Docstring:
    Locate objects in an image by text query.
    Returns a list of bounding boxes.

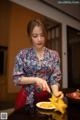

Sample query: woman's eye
[33,35,37,38]
[32,34,45,38]
[32,34,37,38]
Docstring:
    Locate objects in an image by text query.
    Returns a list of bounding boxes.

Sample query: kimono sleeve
[49,51,61,86]
[13,50,25,86]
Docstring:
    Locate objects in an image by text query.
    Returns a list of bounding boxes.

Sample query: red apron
[15,87,49,110]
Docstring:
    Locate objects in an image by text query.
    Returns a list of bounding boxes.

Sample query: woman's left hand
[51,84,64,99]
[54,91,64,99]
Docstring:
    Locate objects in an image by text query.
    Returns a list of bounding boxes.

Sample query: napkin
[49,95,67,114]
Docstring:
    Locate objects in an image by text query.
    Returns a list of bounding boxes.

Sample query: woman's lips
[37,43,42,46]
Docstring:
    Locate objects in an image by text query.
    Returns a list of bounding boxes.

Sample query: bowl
[66,91,80,101]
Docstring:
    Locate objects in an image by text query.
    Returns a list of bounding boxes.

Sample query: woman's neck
[34,47,45,53]
[34,47,45,60]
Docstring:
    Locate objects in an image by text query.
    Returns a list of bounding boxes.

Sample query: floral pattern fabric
[13,47,61,106]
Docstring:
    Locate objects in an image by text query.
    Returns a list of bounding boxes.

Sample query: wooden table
[8,97,80,120]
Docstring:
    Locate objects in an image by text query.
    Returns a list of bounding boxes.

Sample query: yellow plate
[36,102,56,110]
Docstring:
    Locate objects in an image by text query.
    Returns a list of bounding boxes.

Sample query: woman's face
[31,26,46,50]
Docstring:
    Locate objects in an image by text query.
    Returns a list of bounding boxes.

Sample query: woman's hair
[27,18,48,38]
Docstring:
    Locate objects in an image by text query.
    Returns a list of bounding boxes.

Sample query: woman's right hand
[35,77,51,93]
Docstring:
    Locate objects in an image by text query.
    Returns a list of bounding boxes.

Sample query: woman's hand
[20,76,51,93]
[51,84,64,99]
[35,77,51,93]
[53,91,64,98]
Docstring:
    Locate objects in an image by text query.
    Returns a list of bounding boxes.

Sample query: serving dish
[66,91,80,101]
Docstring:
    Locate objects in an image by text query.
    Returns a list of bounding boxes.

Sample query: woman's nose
[38,36,41,41]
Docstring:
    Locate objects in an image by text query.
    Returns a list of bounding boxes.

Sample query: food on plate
[39,102,54,108]
[36,102,55,110]
[49,95,67,114]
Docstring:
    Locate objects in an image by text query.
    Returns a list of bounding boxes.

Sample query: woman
[13,18,64,109]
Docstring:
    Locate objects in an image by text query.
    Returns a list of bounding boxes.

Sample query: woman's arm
[18,76,36,84]
[49,51,64,98]
[19,76,51,93]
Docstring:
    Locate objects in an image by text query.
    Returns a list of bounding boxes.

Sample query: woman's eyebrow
[32,32,43,35]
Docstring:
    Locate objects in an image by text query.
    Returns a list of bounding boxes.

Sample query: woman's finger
[42,82,50,93]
